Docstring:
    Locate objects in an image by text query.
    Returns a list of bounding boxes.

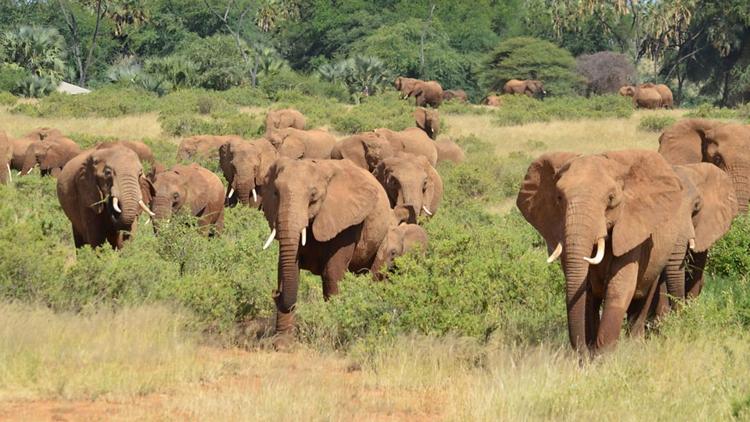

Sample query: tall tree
[58,0,107,86]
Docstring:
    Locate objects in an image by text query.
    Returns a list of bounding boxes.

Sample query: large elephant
[220,138,278,207]
[374,153,443,223]
[371,223,429,281]
[408,80,443,108]
[266,128,336,159]
[414,107,439,140]
[21,136,81,177]
[517,150,691,353]
[265,108,306,136]
[503,79,546,98]
[618,85,662,109]
[658,119,750,212]
[443,89,468,103]
[0,131,12,184]
[435,139,465,163]
[640,83,674,109]
[177,135,243,162]
[96,140,155,165]
[394,77,421,99]
[261,157,393,344]
[150,163,225,235]
[373,128,438,166]
[57,146,155,249]
[330,132,395,172]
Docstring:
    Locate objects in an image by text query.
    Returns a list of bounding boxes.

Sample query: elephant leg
[626,278,659,338]
[596,252,639,352]
[650,280,670,320]
[584,284,602,348]
[72,227,85,248]
[320,227,359,300]
[686,251,708,299]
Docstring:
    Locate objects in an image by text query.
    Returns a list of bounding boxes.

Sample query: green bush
[0,91,17,106]
[176,35,247,91]
[159,112,264,138]
[0,65,29,92]
[493,95,633,126]
[11,86,159,117]
[684,104,743,120]
[638,115,678,132]
[331,93,413,133]
[708,213,750,279]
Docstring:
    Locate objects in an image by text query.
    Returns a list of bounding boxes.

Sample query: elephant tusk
[689,238,696,251]
[7,164,11,183]
[112,197,122,213]
[583,237,606,265]
[26,167,34,175]
[144,218,151,225]
[422,205,433,216]
[17,170,22,176]
[227,188,235,199]
[263,228,276,250]
[547,242,563,264]
[252,188,258,203]
[301,227,307,246]
[139,200,156,217]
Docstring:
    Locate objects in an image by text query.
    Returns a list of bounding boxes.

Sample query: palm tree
[2,26,67,83]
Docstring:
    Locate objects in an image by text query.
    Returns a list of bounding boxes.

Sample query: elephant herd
[394,75,546,108]
[619,83,674,109]
[518,118,750,354]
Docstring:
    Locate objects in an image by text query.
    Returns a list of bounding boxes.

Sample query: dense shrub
[11,86,159,117]
[331,93,413,133]
[576,51,636,95]
[159,112,264,138]
[261,69,349,102]
[685,103,750,121]
[708,214,750,279]
[493,95,633,126]
[0,91,16,106]
[0,65,29,92]
[176,35,247,91]
[638,115,677,132]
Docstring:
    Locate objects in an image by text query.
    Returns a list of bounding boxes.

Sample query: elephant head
[21,137,80,177]
[374,153,443,223]
[371,223,429,280]
[220,138,277,207]
[331,132,395,171]
[265,108,306,134]
[526,80,546,97]
[150,164,207,223]
[516,150,682,351]
[81,146,154,230]
[414,107,440,140]
[659,119,750,212]
[25,127,63,142]
[619,85,636,97]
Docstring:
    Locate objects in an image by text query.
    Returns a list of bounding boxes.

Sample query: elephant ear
[605,150,684,257]
[312,161,380,242]
[219,142,235,183]
[516,152,579,252]
[683,163,738,251]
[139,174,155,207]
[81,153,105,214]
[278,137,305,159]
[401,224,428,253]
[260,161,281,230]
[256,140,278,186]
[418,156,443,212]
[658,119,717,165]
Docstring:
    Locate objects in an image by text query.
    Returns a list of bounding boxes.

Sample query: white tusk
[7,164,11,183]
[263,228,276,250]
[583,237,606,265]
[301,227,307,246]
[112,197,122,213]
[547,243,563,264]
[227,188,235,199]
[26,167,33,175]
[252,188,258,203]
[422,205,433,216]
[17,170,22,176]
[689,238,696,251]
[139,200,156,217]
[144,218,151,225]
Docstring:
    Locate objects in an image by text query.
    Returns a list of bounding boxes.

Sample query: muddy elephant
[220,138,278,208]
[371,223,429,280]
[658,119,750,212]
[0,131,12,184]
[517,150,693,353]
[394,77,421,99]
[414,107,439,140]
[21,136,81,177]
[374,153,443,223]
[443,89,468,103]
[177,135,244,162]
[266,128,336,159]
[265,108,306,136]
[150,163,225,235]
[96,140,155,165]
[373,128,438,166]
[330,132,395,172]
[640,83,673,108]
[619,85,662,109]
[408,80,443,108]
[484,95,502,107]
[435,139,465,164]
[57,146,155,249]
[261,157,393,344]
[503,79,546,98]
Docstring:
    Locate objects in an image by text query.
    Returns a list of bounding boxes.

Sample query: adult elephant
[219,138,278,207]
[618,85,662,109]
[435,139,465,163]
[57,146,155,249]
[0,131,12,184]
[658,119,750,212]
[261,158,394,345]
[371,223,429,281]
[640,83,674,109]
[150,163,225,235]
[374,153,443,223]
[177,135,243,162]
[394,76,421,99]
[96,140,155,165]
[374,128,438,166]
[408,80,443,108]
[443,89,468,103]
[414,107,439,140]
[503,79,546,98]
[517,150,690,353]
[266,128,336,159]
[330,132,395,172]
[20,136,81,176]
[10,128,65,171]
[265,108,306,135]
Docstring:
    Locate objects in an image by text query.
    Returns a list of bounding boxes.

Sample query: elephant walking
[413,107,439,140]
[408,80,443,108]
[219,138,278,208]
[619,85,662,109]
[503,79,546,98]
[394,77,421,99]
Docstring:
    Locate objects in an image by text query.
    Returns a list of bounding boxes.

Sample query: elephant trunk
[152,196,173,222]
[115,175,142,227]
[235,179,254,206]
[664,242,687,307]
[726,164,750,212]
[274,202,307,319]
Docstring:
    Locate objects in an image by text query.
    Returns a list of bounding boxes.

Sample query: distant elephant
[618,85,662,109]
[443,89,468,103]
[265,108,306,136]
[414,107,439,140]
[20,136,81,177]
[371,223,429,281]
[408,80,443,108]
[177,135,244,162]
[373,128,438,166]
[96,140,155,165]
[394,77,421,99]
[483,95,502,107]
[24,127,64,142]
[10,127,65,171]
[435,139,465,163]
[266,128,336,159]
[374,153,443,223]
[517,150,691,353]
[0,131,12,184]
[57,146,155,249]
[503,79,546,98]
[219,138,278,207]
[330,132,395,172]
[261,157,393,344]
[640,83,674,109]
[150,163,225,235]
[658,119,750,212]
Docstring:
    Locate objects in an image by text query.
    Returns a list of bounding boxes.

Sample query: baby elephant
[149,163,225,235]
[371,223,429,280]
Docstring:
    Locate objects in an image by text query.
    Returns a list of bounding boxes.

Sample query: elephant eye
[607,192,621,208]
[173,192,180,200]
[713,154,723,166]
[390,249,397,257]
[103,167,112,177]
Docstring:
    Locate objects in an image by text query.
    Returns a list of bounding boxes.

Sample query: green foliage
[14,74,57,98]
[1,25,68,83]
[330,93,413,133]
[0,64,29,92]
[493,95,633,126]
[318,55,391,103]
[638,115,677,132]
[11,86,158,117]
[176,35,247,91]
[482,36,582,96]
[0,90,16,106]
[685,104,749,121]
[708,214,750,280]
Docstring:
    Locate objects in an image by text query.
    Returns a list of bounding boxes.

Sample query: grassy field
[1,97,749,421]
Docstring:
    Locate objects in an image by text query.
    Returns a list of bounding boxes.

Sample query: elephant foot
[272,309,296,352]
